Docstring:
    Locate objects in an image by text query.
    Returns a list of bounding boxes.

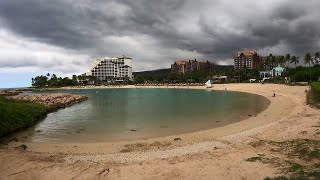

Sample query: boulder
[14,144,27,150]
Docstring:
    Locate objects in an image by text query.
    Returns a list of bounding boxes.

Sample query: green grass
[308,82,320,108]
[311,82,320,94]
[0,96,47,137]
[264,171,320,180]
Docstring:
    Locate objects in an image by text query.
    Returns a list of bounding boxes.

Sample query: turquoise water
[18,88,270,143]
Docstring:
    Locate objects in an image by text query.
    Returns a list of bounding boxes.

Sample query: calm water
[18,88,270,143]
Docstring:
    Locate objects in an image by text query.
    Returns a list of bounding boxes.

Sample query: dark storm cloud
[0,0,320,73]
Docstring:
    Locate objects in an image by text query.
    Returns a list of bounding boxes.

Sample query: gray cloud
[0,0,320,74]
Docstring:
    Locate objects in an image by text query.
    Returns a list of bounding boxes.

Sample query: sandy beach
[1,83,318,180]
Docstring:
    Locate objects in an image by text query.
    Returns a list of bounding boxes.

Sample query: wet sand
[1,83,317,180]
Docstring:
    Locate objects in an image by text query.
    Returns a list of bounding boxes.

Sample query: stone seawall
[8,93,88,111]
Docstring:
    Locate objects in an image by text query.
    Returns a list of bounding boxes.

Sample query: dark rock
[14,144,27,150]
[10,138,18,142]
[174,138,182,141]
[36,130,42,133]
[248,114,252,117]
[130,129,137,132]
[216,121,221,123]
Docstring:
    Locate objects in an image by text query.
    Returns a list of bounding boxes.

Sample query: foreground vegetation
[307,82,320,108]
[247,138,320,180]
[0,96,47,137]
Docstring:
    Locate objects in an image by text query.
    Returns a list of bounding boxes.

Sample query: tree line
[135,52,320,84]
[31,52,320,87]
[31,73,79,88]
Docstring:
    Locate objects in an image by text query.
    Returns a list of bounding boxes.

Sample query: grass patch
[250,139,320,160]
[286,161,304,174]
[245,156,263,162]
[0,96,47,137]
[264,171,320,180]
[248,139,320,179]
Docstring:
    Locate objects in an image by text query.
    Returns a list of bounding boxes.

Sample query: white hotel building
[87,55,133,81]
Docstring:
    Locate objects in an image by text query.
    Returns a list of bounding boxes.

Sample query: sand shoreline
[1,83,316,180]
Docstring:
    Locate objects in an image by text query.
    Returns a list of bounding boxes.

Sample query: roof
[175,61,187,65]
[236,51,257,57]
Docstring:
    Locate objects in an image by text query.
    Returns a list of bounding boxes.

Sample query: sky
[1,0,320,88]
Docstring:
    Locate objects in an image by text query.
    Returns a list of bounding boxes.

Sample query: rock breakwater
[8,93,88,111]
[0,89,23,96]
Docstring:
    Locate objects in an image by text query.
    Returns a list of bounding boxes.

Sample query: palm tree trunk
[309,62,311,82]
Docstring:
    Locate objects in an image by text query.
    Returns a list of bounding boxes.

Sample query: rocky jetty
[8,93,88,111]
[0,89,23,96]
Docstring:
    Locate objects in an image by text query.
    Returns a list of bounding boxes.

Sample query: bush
[0,96,47,137]
[308,82,320,108]
[311,82,320,94]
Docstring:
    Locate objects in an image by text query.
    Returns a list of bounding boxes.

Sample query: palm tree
[290,56,299,68]
[278,55,285,67]
[271,54,276,68]
[304,53,313,82]
[285,54,291,68]
[265,56,272,70]
[315,52,320,65]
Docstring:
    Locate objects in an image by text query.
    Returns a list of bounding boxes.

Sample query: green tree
[32,75,48,87]
[285,53,291,68]
[278,55,285,67]
[265,54,273,70]
[290,56,299,68]
[49,74,58,87]
[134,75,144,84]
[304,53,313,82]
[271,54,276,68]
[315,52,320,65]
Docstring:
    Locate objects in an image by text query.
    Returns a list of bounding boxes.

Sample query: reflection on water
[17,89,270,143]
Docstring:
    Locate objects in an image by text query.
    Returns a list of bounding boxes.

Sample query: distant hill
[133,68,171,77]
[133,65,233,77]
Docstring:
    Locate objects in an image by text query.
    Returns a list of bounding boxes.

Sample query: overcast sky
[1,0,320,87]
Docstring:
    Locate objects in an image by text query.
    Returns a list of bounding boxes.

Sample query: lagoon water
[19,88,270,143]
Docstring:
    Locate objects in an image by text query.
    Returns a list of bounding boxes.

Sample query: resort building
[87,55,133,81]
[234,51,262,70]
[171,60,214,74]
[259,66,285,79]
